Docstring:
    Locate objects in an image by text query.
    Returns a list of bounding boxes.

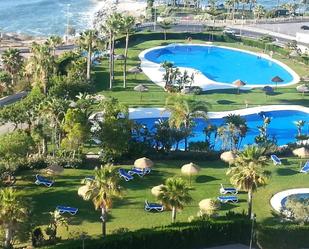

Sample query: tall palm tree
[121,15,135,88]
[46,35,62,57]
[157,177,192,222]
[165,95,209,151]
[1,48,23,87]
[78,30,98,81]
[81,164,122,236]
[0,188,29,249]
[227,145,270,218]
[294,120,306,137]
[28,42,54,94]
[104,13,123,89]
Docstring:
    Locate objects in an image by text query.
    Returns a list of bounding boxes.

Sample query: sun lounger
[144,200,164,212]
[35,174,54,187]
[217,196,238,203]
[128,167,151,177]
[84,176,95,182]
[271,155,281,165]
[300,161,309,173]
[219,184,238,194]
[56,206,78,215]
[119,168,134,181]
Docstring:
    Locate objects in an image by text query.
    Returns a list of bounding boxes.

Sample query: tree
[227,145,270,218]
[294,120,306,137]
[0,188,29,249]
[46,36,62,57]
[1,48,23,87]
[28,42,55,94]
[253,5,266,19]
[157,177,192,222]
[78,30,98,81]
[159,18,172,40]
[0,71,12,95]
[120,15,135,88]
[45,210,68,242]
[81,165,122,236]
[165,95,209,151]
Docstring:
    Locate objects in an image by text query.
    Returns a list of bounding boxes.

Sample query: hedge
[42,219,251,249]
[257,224,309,249]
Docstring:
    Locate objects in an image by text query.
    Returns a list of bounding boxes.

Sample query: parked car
[301,25,309,30]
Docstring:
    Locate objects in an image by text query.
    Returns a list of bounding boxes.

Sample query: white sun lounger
[219,184,238,194]
[144,200,164,212]
[119,168,134,181]
[217,196,238,203]
[35,174,54,187]
[271,155,281,165]
[300,161,309,173]
[56,206,78,215]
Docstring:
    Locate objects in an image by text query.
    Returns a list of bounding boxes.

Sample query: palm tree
[165,95,209,151]
[227,145,270,218]
[121,15,135,88]
[78,30,98,81]
[294,120,306,137]
[81,164,122,236]
[28,42,54,94]
[1,48,23,87]
[159,19,172,40]
[157,177,192,222]
[104,13,123,89]
[253,5,266,19]
[0,188,29,248]
[46,35,62,57]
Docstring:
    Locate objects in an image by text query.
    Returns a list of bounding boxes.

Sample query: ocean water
[0,0,303,36]
[144,45,294,85]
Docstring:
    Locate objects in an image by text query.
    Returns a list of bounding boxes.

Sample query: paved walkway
[204,244,253,249]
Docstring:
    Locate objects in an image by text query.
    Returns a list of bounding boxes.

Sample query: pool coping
[270,188,309,213]
[129,105,309,119]
[139,43,300,91]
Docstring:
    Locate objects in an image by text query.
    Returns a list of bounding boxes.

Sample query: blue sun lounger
[300,161,309,173]
[35,174,54,187]
[128,167,151,177]
[56,206,78,215]
[119,168,134,181]
[219,184,238,195]
[144,200,164,212]
[217,196,238,203]
[271,155,281,165]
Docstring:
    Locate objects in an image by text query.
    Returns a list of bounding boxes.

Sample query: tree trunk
[86,45,92,81]
[123,33,129,88]
[164,30,167,40]
[171,206,176,222]
[109,33,113,89]
[4,227,13,249]
[42,137,47,156]
[248,188,253,218]
[111,36,115,81]
[101,207,107,236]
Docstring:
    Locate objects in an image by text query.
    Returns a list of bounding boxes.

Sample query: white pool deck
[270,188,309,213]
[128,105,309,119]
[139,43,300,91]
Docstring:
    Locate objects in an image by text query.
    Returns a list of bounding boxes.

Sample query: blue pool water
[144,45,294,85]
[282,193,309,207]
[134,110,309,150]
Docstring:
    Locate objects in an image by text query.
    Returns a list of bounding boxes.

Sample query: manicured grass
[17,157,308,238]
[93,37,309,111]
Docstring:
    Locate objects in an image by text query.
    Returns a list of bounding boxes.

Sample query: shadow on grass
[276,168,298,176]
[278,98,309,106]
[220,202,240,211]
[196,175,219,183]
[217,100,236,105]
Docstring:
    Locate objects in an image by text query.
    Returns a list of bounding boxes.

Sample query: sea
[0,0,304,37]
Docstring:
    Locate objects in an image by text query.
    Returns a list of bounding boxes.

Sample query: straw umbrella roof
[151,184,164,197]
[293,147,309,158]
[134,157,154,169]
[296,84,309,93]
[181,162,200,176]
[78,185,90,200]
[128,66,142,74]
[199,198,220,211]
[233,79,246,88]
[271,76,284,83]
[134,84,149,92]
[220,151,237,164]
[43,165,64,176]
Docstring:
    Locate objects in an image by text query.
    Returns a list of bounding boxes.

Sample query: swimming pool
[130,106,309,150]
[139,44,299,91]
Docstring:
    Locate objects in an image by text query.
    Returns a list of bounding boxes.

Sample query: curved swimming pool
[140,44,299,90]
[130,106,309,150]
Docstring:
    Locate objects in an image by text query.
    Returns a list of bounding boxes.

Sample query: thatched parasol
[271,76,283,88]
[233,79,246,94]
[293,147,309,158]
[128,66,142,74]
[151,184,164,197]
[134,84,149,92]
[220,151,236,164]
[44,165,64,176]
[134,157,154,169]
[296,84,309,96]
[181,162,200,185]
[78,185,90,200]
[199,198,220,213]
[115,54,125,60]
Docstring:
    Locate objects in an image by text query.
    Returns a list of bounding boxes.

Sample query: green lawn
[17,157,308,238]
[93,38,309,111]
